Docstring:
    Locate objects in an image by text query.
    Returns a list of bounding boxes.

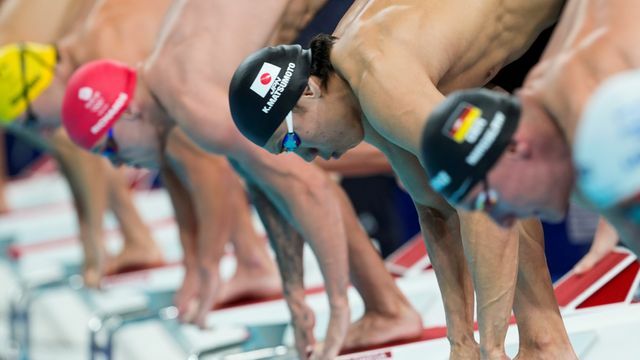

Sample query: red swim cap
[62,60,136,149]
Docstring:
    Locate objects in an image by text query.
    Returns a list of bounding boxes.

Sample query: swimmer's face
[459,138,570,226]
[458,88,575,226]
[458,175,535,228]
[264,76,363,161]
[91,102,162,169]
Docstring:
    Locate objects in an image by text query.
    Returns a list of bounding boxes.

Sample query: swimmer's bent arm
[247,184,317,357]
[160,164,197,262]
[277,169,350,359]
[244,154,351,359]
[457,211,519,358]
[160,163,200,318]
[355,51,517,354]
[351,52,482,352]
[181,154,237,328]
[50,130,109,286]
[414,203,479,355]
[158,72,349,356]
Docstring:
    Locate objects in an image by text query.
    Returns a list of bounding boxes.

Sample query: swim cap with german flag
[229,44,311,146]
[420,89,521,203]
[62,60,136,150]
[0,42,57,124]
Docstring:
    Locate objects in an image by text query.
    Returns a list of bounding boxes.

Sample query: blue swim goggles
[281,111,301,152]
[100,128,119,160]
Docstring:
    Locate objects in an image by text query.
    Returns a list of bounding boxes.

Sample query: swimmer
[421,0,640,257]
[229,0,575,358]
[0,0,168,286]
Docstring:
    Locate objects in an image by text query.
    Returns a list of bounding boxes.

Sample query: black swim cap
[228,44,311,146]
[420,89,521,203]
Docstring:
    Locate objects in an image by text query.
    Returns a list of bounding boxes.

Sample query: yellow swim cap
[0,42,57,124]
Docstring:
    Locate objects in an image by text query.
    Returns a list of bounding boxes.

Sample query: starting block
[338,247,640,360]
[555,247,640,312]
[385,234,430,277]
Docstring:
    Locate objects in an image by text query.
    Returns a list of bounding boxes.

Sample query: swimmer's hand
[193,264,221,328]
[290,300,317,359]
[309,300,350,359]
[175,263,221,329]
[308,342,327,360]
[175,265,199,322]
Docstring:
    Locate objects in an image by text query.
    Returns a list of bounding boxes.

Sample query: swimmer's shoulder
[332,0,371,37]
[330,10,391,92]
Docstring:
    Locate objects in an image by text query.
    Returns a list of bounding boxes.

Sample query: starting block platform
[3,172,640,359]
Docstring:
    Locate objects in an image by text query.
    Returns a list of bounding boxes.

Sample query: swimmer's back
[332,0,563,92]
[0,0,95,44]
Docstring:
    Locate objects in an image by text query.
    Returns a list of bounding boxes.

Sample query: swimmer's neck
[324,70,364,126]
[53,42,75,82]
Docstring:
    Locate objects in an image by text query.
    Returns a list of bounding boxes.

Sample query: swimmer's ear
[304,76,323,99]
[505,138,531,159]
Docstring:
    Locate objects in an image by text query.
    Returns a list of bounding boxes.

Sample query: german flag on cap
[446,104,482,144]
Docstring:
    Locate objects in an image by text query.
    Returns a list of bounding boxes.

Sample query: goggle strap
[19,43,38,126]
[285,111,294,133]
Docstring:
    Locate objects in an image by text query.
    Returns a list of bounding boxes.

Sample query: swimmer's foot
[105,240,164,275]
[342,303,423,352]
[216,261,282,305]
[514,339,577,360]
[450,342,481,360]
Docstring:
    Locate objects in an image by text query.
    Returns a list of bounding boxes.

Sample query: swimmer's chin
[129,158,161,170]
[318,151,344,160]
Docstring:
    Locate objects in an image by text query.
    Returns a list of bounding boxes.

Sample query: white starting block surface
[109,229,444,359]
[3,173,72,212]
[0,188,181,319]
[385,233,430,276]
[98,232,440,359]
[0,172,264,250]
[3,166,157,214]
[0,186,175,251]
[339,303,640,360]
[113,248,640,360]
[0,170,324,358]
[6,172,640,360]
[25,239,323,349]
[109,271,442,360]
[114,321,250,360]
[0,176,178,305]
[340,247,640,359]
[555,247,640,312]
